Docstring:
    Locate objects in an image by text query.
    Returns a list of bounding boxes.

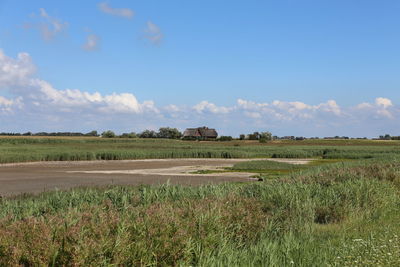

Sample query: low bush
[218,136,233,141]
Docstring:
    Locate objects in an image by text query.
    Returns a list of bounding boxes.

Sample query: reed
[0,158,399,266]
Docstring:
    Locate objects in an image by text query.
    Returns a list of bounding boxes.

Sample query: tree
[239,134,245,140]
[120,132,137,138]
[139,130,157,138]
[260,131,272,141]
[218,136,233,141]
[157,127,182,139]
[85,130,99,137]
[101,130,116,138]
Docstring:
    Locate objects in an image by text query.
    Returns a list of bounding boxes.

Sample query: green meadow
[0,136,400,163]
[0,137,399,266]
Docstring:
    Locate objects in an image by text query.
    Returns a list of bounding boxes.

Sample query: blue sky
[0,0,399,137]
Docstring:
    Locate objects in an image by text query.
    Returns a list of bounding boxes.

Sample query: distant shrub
[119,132,137,138]
[157,127,182,139]
[260,131,272,141]
[139,130,157,138]
[85,130,99,137]
[101,130,116,138]
[218,136,233,141]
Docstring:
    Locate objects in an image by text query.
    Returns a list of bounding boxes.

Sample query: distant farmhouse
[183,127,218,140]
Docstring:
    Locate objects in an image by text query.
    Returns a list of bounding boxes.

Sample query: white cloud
[164,104,180,113]
[193,101,232,114]
[144,21,163,45]
[0,50,36,88]
[272,100,313,114]
[29,79,158,114]
[98,2,134,19]
[356,102,374,109]
[0,50,157,115]
[235,99,343,120]
[83,33,101,51]
[237,99,269,110]
[354,97,395,118]
[0,96,15,112]
[244,111,262,119]
[236,99,342,121]
[0,96,23,113]
[377,109,393,119]
[0,49,398,136]
[375,97,393,108]
[37,8,68,41]
[316,100,342,116]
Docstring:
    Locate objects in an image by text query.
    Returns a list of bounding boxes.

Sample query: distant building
[281,136,295,140]
[183,127,218,140]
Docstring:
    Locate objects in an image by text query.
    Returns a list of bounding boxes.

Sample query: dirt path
[0,158,312,196]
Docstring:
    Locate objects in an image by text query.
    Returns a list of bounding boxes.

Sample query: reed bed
[0,158,399,266]
[1,137,400,163]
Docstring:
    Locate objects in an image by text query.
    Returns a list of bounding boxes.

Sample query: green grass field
[0,136,400,163]
[0,137,399,266]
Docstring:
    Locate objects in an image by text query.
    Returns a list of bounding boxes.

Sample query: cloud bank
[0,49,398,136]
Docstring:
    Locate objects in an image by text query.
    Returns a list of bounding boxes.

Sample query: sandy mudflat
[0,158,312,196]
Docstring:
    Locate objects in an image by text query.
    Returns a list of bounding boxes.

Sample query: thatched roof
[183,127,218,138]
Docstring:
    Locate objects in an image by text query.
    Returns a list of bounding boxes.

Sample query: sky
[0,0,399,137]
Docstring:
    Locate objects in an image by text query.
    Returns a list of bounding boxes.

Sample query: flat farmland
[1,136,400,163]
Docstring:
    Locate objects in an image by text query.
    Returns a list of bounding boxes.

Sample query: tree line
[1,129,397,141]
[101,127,182,139]
[0,128,183,139]
[0,131,99,137]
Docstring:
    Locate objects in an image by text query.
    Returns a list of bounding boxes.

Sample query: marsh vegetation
[0,154,399,265]
[0,137,399,163]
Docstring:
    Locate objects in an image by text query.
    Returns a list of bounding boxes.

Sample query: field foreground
[0,157,399,266]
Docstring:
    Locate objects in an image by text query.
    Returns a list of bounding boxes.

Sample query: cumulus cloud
[0,49,398,136]
[356,97,395,119]
[375,97,393,108]
[98,2,134,19]
[164,104,180,113]
[236,99,343,121]
[237,99,269,110]
[193,101,232,114]
[83,33,101,51]
[244,111,262,119]
[0,50,157,115]
[144,21,163,45]
[316,100,342,116]
[37,8,68,41]
[29,79,158,114]
[0,49,36,88]
[0,96,23,113]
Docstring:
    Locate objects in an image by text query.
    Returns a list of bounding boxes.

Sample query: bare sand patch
[0,158,313,196]
[65,158,312,177]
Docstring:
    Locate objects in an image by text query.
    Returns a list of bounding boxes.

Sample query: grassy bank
[0,158,399,266]
[1,137,400,163]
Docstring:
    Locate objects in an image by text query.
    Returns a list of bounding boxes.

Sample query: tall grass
[1,137,400,163]
[232,160,298,171]
[0,158,399,265]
